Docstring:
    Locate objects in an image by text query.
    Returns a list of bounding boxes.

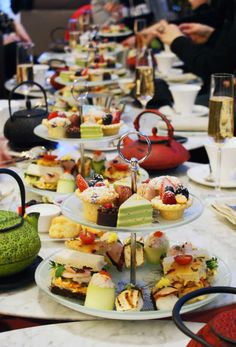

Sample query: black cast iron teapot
[4,81,49,150]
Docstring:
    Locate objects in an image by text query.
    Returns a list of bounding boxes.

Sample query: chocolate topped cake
[97,205,118,227]
[66,126,81,138]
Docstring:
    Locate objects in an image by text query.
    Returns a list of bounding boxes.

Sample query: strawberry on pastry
[76,174,89,192]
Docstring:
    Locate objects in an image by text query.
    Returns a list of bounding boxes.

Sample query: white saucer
[159,105,209,118]
[187,164,236,188]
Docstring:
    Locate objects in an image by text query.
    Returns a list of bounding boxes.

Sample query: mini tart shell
[151,197,192,220]
[102,122,121,136]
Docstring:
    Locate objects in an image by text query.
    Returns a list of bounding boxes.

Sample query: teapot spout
[25,212,40,232]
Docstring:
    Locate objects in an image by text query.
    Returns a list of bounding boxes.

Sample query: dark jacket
[171,21,236,92]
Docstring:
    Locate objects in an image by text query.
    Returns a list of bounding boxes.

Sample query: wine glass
[208,73,234,193]
[135,48,155,108]
[16,42,34,98]
[68,18,81,51]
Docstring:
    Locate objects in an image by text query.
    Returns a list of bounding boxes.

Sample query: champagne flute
[208,73,234,193]
[135,48,155,108]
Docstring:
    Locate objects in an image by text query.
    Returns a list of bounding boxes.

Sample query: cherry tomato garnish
[174,255,193,265]
[79,231,96,245]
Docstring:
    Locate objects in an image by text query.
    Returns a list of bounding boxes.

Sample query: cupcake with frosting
[78,186,118,223]
[43,117,71,139]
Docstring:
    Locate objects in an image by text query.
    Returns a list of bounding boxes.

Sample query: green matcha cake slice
[81,123,103,139]
[117,193,152,227]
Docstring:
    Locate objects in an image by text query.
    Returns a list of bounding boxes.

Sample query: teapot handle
[133,109,174,145]
[0,168,25,232]
[172,286,236,347]
[48,58,67,70]
[8,81,48,119]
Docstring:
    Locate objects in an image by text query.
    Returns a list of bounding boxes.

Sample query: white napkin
[158,106,208,132]
[212,199,236,225]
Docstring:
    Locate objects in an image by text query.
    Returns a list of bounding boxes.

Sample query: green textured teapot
[0,168,41,277]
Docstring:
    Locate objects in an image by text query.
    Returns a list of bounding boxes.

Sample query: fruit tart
[151,177,192,220]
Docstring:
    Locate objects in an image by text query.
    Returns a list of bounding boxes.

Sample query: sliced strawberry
[112,111,121,124]
[82,68,88,76]
[48,111,58,120]
[76,174,89,192]
[160,177,175,199]
[162,191,176,205]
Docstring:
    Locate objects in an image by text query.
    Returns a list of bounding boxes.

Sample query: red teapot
[121,109,190,171]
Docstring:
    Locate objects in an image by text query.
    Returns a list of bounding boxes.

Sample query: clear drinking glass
[135,48,154,108]
[16,42,34,84]
[134,18,146,35]
[68,18,80,50]
[208,73,234,193]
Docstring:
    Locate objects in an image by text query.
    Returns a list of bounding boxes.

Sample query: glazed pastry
[144,231,169,265]
[137,182,157,201]
[114,185,132,206]
[115,284,143,311]
[84,271,115,310]
[104,156,129,182]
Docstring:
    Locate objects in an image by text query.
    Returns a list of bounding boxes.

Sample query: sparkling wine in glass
[135,48,154,108]
[208,73,234,193]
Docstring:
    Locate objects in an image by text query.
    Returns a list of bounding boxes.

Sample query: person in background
[173,0,235,29]
[0,0,32,42]
[91,0,171,27]
[144,18,236,92]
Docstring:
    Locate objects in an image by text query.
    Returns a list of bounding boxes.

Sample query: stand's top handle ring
[117,131,151,164]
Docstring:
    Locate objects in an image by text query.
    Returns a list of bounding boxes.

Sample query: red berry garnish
[99,270,111,278]
[76,174,89,192]
[162,191,176,205]
[82,68,88,76]
[48,111,58,120]
[94,182,105,187]
[160,177,175,199]
[142,179,150,184]
[154,231,163,238]
[103,202,113,209]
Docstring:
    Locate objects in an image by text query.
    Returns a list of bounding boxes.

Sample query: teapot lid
[138,127,170,144]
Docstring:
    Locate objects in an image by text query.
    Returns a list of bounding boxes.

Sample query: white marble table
[1,162,236,321]
[0,320,204,347]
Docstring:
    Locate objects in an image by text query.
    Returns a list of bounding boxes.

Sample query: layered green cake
[117,194,153,227]
[80,123,103,138]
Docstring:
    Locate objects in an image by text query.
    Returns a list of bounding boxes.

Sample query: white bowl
[26,203,61,233]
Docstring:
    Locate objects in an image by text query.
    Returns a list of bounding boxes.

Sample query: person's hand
[148,20,183,46]
[179,23,215,44]
[14,21,32,43]
[3,32,20,45]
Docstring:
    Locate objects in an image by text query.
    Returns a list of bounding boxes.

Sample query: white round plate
[166,73,200,84]
[61,193,203,233]
[99,30,132,38]
[34,124,129,144]
[24,183,73,198]
[35,250,231,320]
[159,105,209,118]
[55,74,118,87]
[187,164,236,188]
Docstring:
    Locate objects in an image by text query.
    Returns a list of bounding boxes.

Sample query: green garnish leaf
[49,261,65,278]
[206,257,218,270]
[55,265,65,278]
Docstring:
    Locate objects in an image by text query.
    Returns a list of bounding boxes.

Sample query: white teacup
[169,84,201,116]
[155,52,175,76]
[26,203,61,233]
[33,64,49,86]
[205,138,236,182]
